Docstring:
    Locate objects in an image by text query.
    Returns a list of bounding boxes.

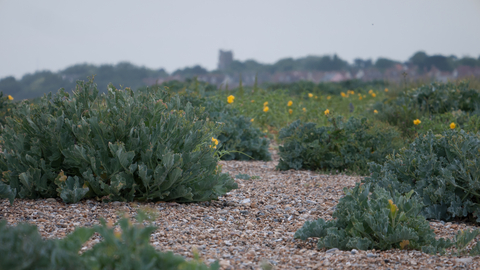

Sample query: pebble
[367,253,376,258]
[112,201,122,206]
[219,260,230,267]
[240,198,251,204]
[455,257,473,264]
[351,249,358,255]
[326,248,339,253]
[219,210,228,214]
[46,198,56,203]
[240,210,249,214]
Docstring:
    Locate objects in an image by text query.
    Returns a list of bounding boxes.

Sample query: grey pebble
[240,198,251,204]
[367,253,376,258]
[351,249,358,255]
[46,198,56,203]
[326,248,339,253]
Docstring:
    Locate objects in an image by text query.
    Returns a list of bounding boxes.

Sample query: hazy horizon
[1,0,479,79]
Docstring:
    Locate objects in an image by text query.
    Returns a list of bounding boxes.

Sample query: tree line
[1,52,479,100]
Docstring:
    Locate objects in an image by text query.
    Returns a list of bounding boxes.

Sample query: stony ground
[2,146,480,269]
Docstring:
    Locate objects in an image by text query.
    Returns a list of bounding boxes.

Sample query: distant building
[218,50,233,71]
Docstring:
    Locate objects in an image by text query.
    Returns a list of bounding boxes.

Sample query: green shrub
[0,78,236,204]
[277,117,403,175]
[0,92,15,126]
[411,82,480,114]
[373,81,480,138]
[174,90,271,161]
[415,111,480,135]
[294,183,453,253]
[364,130,480,222]
[0,213,219,270]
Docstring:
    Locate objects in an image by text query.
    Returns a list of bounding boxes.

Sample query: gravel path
[2,146,480,269]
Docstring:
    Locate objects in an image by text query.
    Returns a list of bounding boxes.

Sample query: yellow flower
[324,109,330,115]
[327,96,331,100]
[227,95,235,104]
[263,101,268,107]
[385,88,389,92]
[363,95,366,98]
[371,93,376,97]
[341,92,347,97]
[288,109,293,114]
[308,93,313,98]
[359,96,363,100]
[348,90,354,95]
[302,107,306,112]
[251,100,255,103]
[250,118,254,122]
[263,106,269,112]
[7,95,13,100]
[287,100,293,106]
[450,122,456,129]
[413,119,421,125]
[114,230,122,239]
[315,96,318,99]
[374,110,378,114]
[399,240,410,250]
[368,89,373,94]
[388,199,399,216]
[210,137,218,149]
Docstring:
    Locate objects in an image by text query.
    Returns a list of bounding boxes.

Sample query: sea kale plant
[277,117,402,175]
[294,183,453,253]
[0,78,237,204]
[174,90,271,161]
[364,130,480,222]
[0,212,219,270]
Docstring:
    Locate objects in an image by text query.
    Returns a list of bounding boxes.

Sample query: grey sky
[1,0,479,79]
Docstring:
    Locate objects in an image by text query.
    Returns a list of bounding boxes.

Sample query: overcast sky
[1,0,479,79]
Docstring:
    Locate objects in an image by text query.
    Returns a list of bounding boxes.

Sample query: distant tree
[172,65,208,78]
[424,55,454,72]
[353,58,373,69]
[409,51,428,71]
[457,57,479,67]
[298,55,348,71]
[0,76,22,97]
[272,58,295,72]
[374,58,398,71]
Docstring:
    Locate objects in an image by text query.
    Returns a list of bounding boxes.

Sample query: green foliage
[294,183,453,253]
[175,90,271,161]
[0,212,218,270]
[364,130,480,222]
[0,78,236,204]
[415,111,480,135]
[453,229,480,256]
[277,117,403,175]
[0,91,15,126]
[0,220,89,269]
[235,173,251,180]
[373,81,480,138]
